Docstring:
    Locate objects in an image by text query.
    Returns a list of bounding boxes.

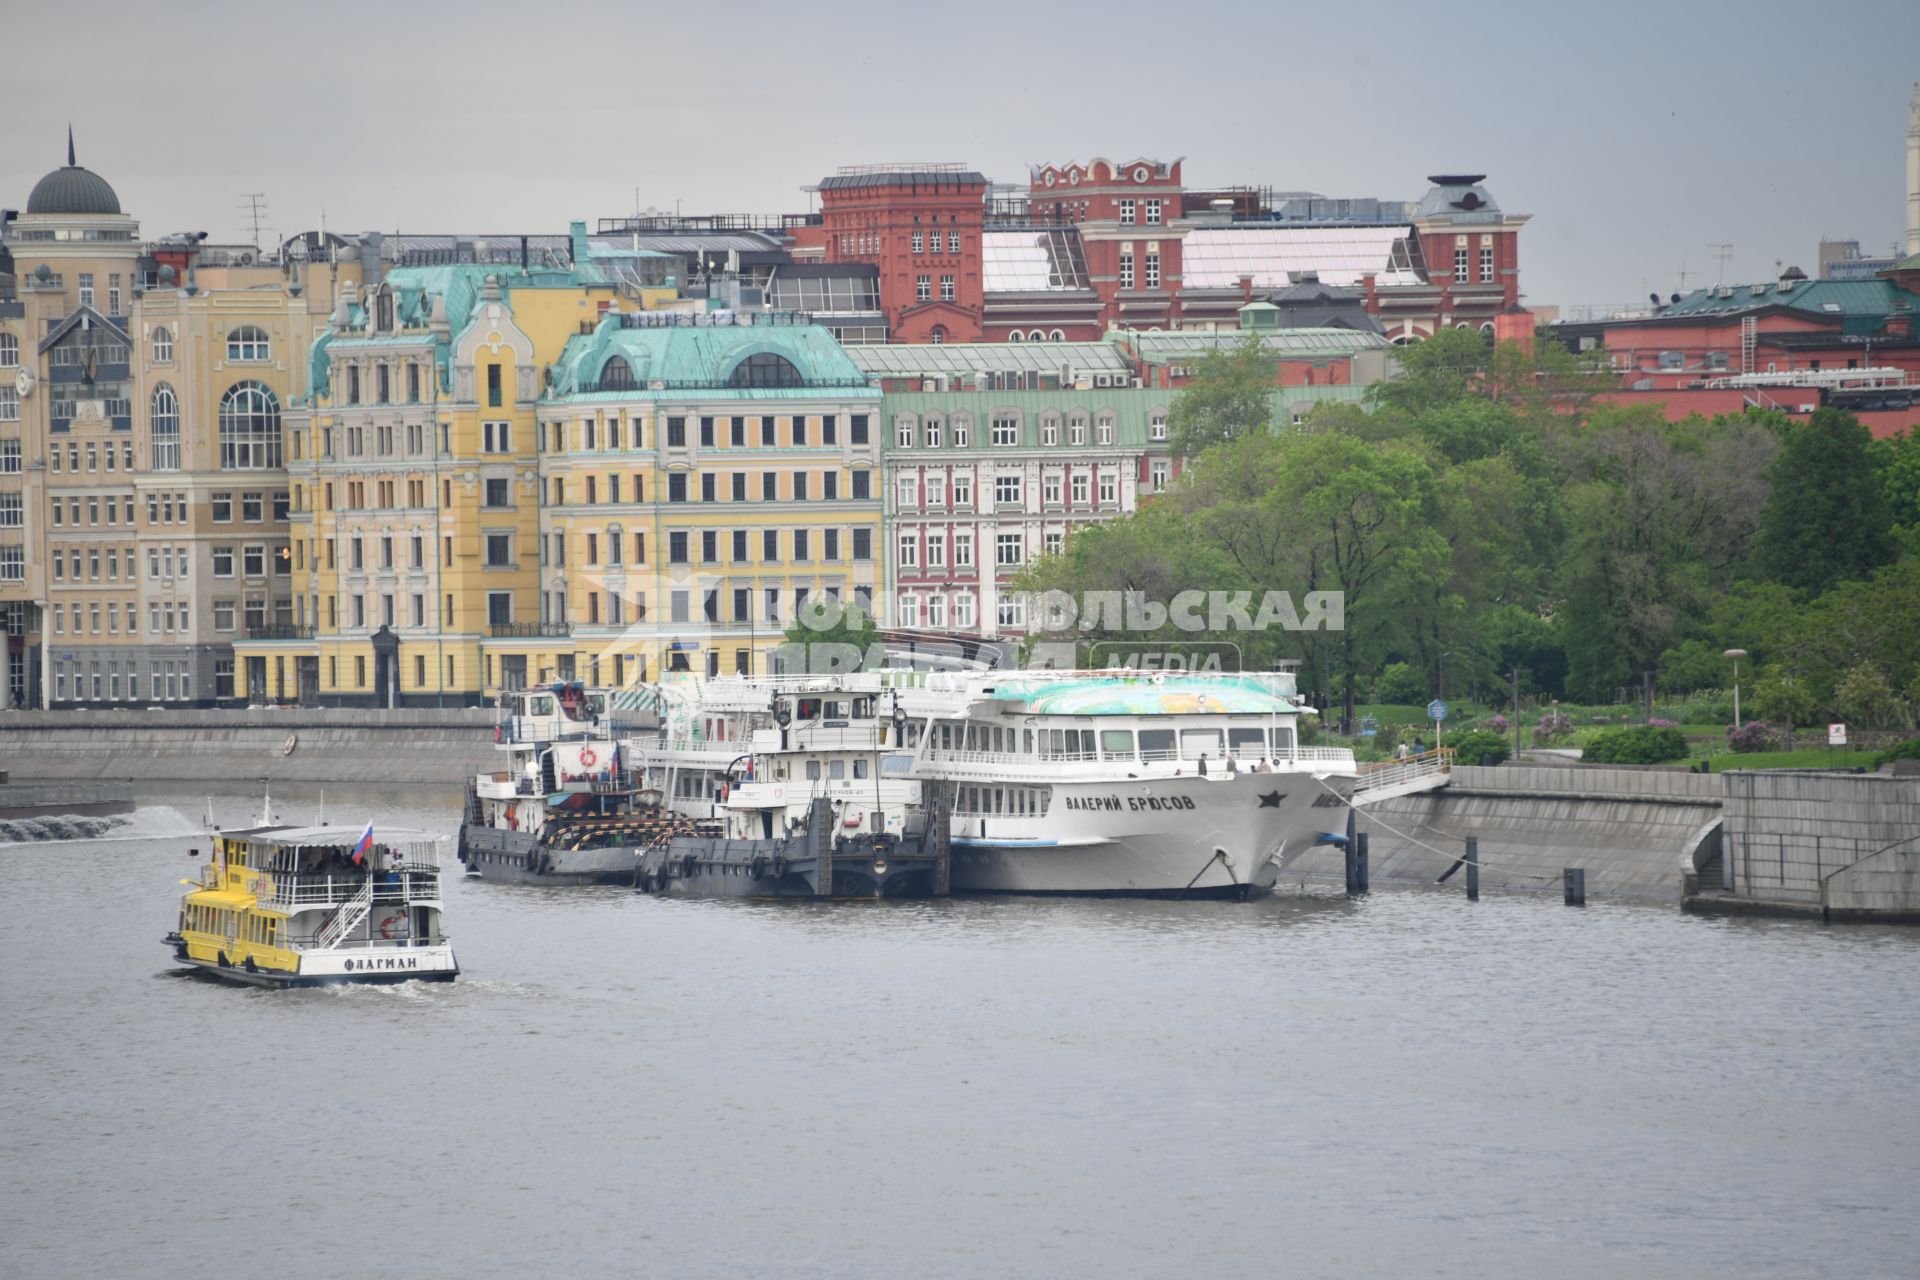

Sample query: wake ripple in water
[0,814,126,843]
[0,803,202,846]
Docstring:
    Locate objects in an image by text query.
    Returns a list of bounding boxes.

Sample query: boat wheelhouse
[166,825,457,987]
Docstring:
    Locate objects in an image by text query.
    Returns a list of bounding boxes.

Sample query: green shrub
[1372,662,1427,706]
[1873,738,1920,768]
[1446,728,1511,766]
[1583,724,1689,764]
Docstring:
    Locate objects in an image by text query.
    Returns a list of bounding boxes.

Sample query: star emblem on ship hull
[1258,791,1285,808]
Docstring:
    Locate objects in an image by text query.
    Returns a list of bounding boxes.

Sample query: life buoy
[493,725,503,744]
[378,913,406,940]
[580,747,598,767]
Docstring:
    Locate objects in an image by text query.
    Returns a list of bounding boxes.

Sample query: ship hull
[170,943,459,988]
[640,832,941,900]
[945,770,1354,898]
[459,823,642,887]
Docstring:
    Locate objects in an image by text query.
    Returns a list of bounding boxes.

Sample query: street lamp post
[1724,648,1748,729]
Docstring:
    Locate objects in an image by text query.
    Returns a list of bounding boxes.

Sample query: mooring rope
[1311,774,1559,882]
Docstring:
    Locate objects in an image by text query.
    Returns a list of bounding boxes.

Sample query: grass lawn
[1706,748,1878,772]
[1352,702,1486,726]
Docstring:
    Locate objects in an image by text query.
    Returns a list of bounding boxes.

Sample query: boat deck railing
[248,872,443,911]
[282,932,449,951]
[920,744,1358,778]
[496,716,637,746]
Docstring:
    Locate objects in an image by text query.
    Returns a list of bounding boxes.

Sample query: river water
[3,785,1917,1279]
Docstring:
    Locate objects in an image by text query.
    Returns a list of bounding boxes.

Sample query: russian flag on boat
[351,821,375,865]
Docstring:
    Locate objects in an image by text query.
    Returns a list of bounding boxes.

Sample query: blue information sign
[1428,699,1449,722]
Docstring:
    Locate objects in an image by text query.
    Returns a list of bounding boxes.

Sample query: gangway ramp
[1349,751,1452,805]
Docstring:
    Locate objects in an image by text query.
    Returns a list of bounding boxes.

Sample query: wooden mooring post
[1354,831,1370,895]
[1564,867,1586,907]
[1465,835,1480,901]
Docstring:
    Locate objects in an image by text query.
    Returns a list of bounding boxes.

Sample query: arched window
[1007,331,1023,343]
[227,326,270,362]
[929,326,947,345]
[219,381,282,469]
[598,357,637,391]
[1029,330,1047,342]
[151,383,181,471]
[0,332,18,368]
[1049,330,1065,342]
[151,327,172,364]
[727,352,804,388]
[1479,322,1496,334]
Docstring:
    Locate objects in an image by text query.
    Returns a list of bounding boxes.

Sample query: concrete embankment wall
[1286,765,1724,901]
[1721,771,1920,917]
[0,709,499,785]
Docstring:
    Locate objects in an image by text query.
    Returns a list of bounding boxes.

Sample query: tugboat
[459,682,707,885]
[630,676,950,899]
[165,823,458,986]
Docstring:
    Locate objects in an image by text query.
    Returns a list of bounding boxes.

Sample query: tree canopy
[1014,329,1918,727]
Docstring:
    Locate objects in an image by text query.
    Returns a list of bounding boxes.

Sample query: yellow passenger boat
[166,824,458,987]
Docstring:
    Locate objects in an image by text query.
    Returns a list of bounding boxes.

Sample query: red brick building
[814,165,989,344]
[811,159,1531,346]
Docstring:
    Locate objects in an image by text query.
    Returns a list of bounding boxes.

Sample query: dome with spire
[25,129,121,216]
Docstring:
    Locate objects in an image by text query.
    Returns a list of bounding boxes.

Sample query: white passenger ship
[629,668,1360,899]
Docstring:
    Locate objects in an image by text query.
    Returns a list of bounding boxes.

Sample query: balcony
[489,621,570,638]
[245,624,314,641]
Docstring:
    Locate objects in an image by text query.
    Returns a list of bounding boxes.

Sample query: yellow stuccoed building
[238,222,718,706]
[531,310,884,686]
[238,238,632,705]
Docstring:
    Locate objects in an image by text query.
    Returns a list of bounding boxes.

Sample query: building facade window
[1455,246,1470,283]
[1119,253,1135,289]
[218,382,282,469]
[915,276,931,302]
[1480,244,1495,282]
[227,326,271,361]
[149,384,180,469]
[940,275,955,302]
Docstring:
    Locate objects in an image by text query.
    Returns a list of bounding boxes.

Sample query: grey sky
[5,0,1916,310]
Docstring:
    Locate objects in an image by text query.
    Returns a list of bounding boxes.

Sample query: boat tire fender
[681,853,698,879]
[770,855,788,879]
[750,854,768,879]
